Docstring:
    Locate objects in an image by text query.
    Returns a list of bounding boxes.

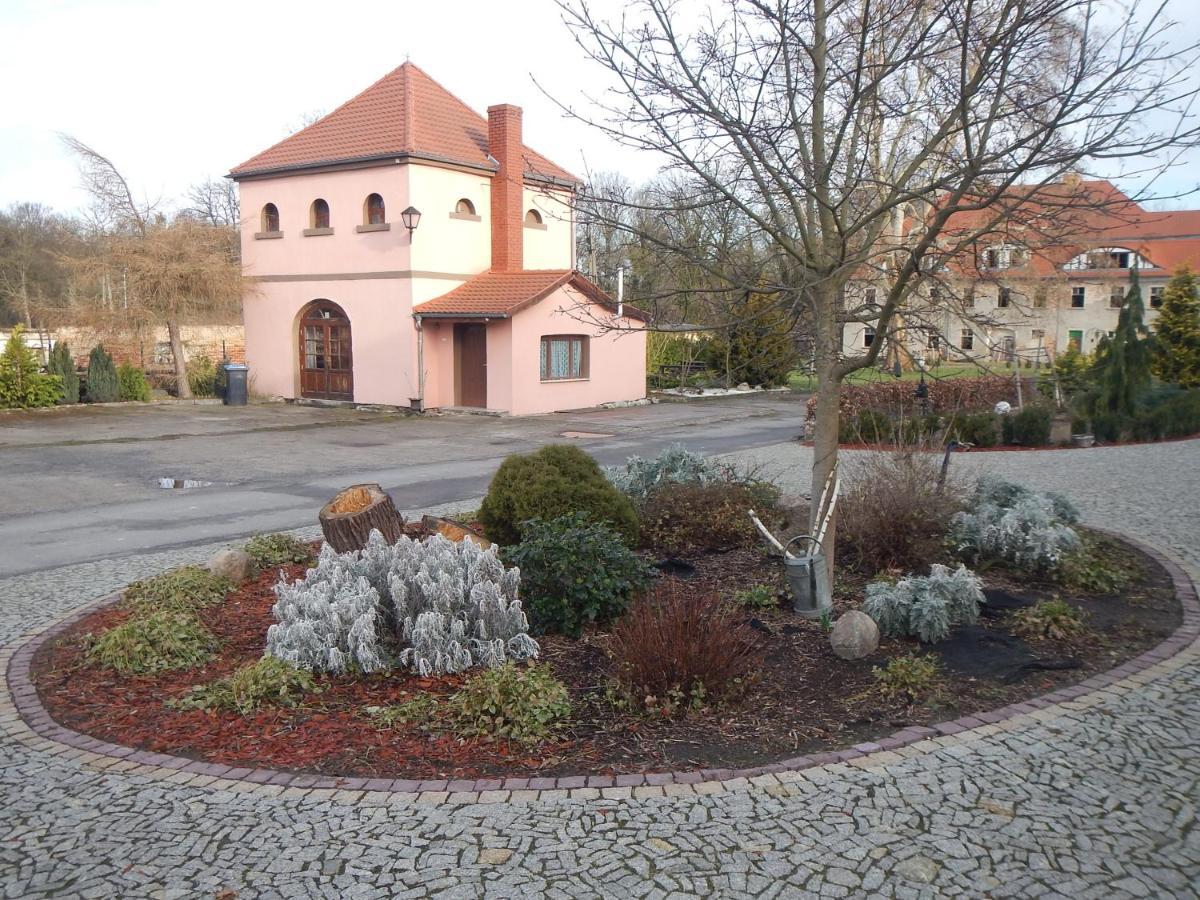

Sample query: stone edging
[4,535,1198,803]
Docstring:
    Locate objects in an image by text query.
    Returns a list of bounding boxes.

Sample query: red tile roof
[413,270,648,320]
[230,63,577,184]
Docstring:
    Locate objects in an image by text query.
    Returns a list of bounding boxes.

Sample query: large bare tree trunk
[168,318,192,399]
[810,364,841,581]
[20,269,32,329]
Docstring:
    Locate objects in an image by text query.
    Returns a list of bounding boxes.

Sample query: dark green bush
[117,364,151,402]
[639,482,767,556]
[1002,405,1052,446]
[47,341,79,404]
[1091,411,1127,443]
[1153,389,1200,438]
[948,412,1000,447]
[85,344,119,403]
[502,512,653,636]
[480,444,639,546]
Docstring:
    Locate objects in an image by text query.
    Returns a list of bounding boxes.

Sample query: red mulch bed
[31,532,1180,780]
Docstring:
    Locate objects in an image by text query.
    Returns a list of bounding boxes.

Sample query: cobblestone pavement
[2,440,1199,898]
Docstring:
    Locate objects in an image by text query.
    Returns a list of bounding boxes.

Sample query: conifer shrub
[862,564,985,643]
[87,611,218,675]
[479,444,639,546]
[607,582,760,713]
[0,326,62,409]
[638,482,764,555]
[84,344,119,403]
[502,512,653,636]
[116,363,151,402]
[123,566,232,614]
[1150,266,1200,388]
[244,533,312,567]
[448,663,571,744]
[1001,405,1052,446]
[47,340,79,404]
[172,656,318,714]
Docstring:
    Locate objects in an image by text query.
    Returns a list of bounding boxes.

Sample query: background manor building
[230,63,645,415]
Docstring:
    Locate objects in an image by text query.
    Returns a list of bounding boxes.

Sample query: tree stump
[318,483,405,553]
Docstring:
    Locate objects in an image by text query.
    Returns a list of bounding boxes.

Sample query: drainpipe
[413,315,425,412]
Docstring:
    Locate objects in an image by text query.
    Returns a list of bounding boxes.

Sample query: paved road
[1,437,1197,898]
[0,396,806,577]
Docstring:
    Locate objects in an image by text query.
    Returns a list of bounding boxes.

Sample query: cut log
[319,483,405,553]
[421,515,492,549]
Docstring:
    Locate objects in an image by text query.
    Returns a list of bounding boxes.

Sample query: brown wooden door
[299,301,353,401]
[455,323,487,407]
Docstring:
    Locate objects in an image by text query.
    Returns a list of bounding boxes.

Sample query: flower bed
[30,530,1179,780]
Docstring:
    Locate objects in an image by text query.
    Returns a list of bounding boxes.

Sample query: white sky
[2,0,1197,216]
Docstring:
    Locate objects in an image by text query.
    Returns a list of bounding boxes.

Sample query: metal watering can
[783,535,832,619]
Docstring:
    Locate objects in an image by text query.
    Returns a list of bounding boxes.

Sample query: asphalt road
[0,394,809,577]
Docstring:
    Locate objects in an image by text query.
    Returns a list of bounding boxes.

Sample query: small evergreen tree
[1151,266,1200,388]
[1095,271,1151,417]
[47,341,80,403]
[85,344,120,403]
[705,289,798,386]
[117,363,151,402]
[0,326,63,409]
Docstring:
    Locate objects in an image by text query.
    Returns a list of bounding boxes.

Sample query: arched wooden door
[299,300,353,401]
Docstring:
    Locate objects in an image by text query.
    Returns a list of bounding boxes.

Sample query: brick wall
[488,104,524,273]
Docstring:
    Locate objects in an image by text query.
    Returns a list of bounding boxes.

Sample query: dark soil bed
[30,531,1180,781]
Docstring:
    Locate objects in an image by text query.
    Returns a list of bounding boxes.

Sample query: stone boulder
[829,610,880,660]
[207,548,257,585]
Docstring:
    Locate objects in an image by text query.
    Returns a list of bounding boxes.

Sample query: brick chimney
[488,104,524,272]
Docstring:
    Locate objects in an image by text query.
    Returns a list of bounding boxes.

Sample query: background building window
[1068,329,1083,351]
[364,193,385,225]
[1071,286,1086,308]
[964,287,975,308]
[862,326,875,348]
[540,335,588,380]
[524,209,543,226]
[960,329,974,350]
[1150,286,1164,308]
[1033,288,1047,308]
[998,287,1012,308]
[310,198,330,229]
[455,198,476,215]
[1109,285,1125,308]
[261,203,280,232]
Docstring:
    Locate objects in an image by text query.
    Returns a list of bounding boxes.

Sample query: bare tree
[61,136,243,397]
[0,203,75,330]
[554,0,1200,570]
[183,178,241,229]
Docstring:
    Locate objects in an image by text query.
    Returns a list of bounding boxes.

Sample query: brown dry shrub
[638,482,765,556]
[607,583,760,712]
[836,450,966,575]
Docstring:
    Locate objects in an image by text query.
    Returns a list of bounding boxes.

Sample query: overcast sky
[2,0,1197,217]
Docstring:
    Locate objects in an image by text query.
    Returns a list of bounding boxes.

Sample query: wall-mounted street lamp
[401,206,422,240]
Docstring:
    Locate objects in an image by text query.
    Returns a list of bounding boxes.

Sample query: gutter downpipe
[413,314,425,412]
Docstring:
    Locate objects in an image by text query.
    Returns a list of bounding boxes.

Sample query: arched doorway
[298,300,353,400]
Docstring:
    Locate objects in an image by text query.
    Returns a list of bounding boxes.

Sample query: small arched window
[310,198,330,229]
[455,198,476,215]
[524,209,543,226]
[261,203,280,233]
[364,193,385,225]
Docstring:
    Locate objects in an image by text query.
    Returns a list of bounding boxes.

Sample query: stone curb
[5,534,1198,803]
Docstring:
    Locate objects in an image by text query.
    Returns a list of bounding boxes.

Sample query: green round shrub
[479,444,639,546]
[502,512,653,636]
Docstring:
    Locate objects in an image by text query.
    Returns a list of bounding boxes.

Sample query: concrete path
[1,438,1198,898]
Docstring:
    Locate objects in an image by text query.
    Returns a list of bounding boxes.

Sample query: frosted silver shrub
[951,477,1080,571]
[267,530,537,677]
[863,564,985,643]
[266,544,387,674]
[606,443,723,500]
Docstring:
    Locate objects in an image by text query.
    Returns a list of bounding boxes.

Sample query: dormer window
[982,244,1024,270]
[310,199,330,229]
[261,203,280,233]
[456,198,475,215]
[524,209,544,227]
[1064,247,1143,271]
[364,194,385,225]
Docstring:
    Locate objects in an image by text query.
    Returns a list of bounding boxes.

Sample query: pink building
[229,62,646,415]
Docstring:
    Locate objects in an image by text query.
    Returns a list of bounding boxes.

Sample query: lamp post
[401,206,422,240]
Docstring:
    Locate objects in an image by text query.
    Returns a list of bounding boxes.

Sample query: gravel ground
[1,439,1198,899]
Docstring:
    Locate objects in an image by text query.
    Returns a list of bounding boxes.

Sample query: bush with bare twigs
[607,583,760,714]
[837,451,966,575]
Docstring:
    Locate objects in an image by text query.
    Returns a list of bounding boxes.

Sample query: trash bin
[223,363,248,406]
[783,535,832,619]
